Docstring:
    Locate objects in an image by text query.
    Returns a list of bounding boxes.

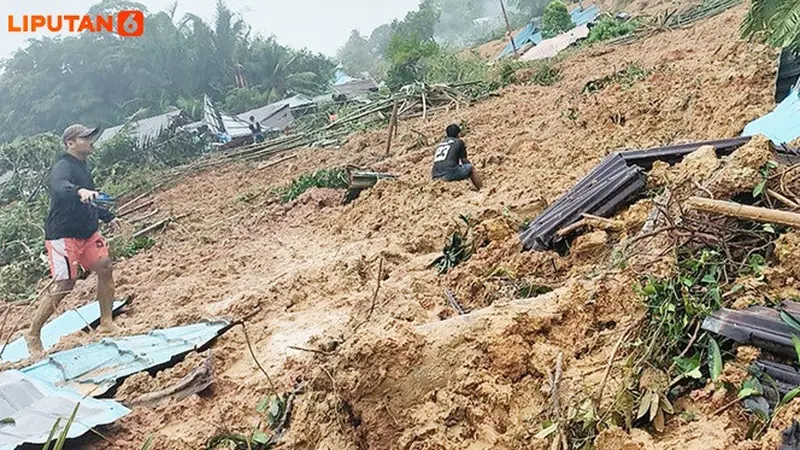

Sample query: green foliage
[0,200,48,302]
[742,0,800,52]
[638,249,727,368]
[541,0,574,39]
[110,235,156,259]
[429,215,476,274]
[708,337,722,382]
[585,16,640,44]
[0,1,335,143]
[223,87,272,114]
[337,30,375,76]
[275,168,349,203]
[510,0,550,23]
[531,63,562,86]
[753,160,779,198]
[386,32,441,90]
[0,134,63,205]
[423,50,491,85]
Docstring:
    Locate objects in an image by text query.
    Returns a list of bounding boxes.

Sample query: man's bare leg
[470,168,483,191]
[93,257,119,334]
[25,279,75,356]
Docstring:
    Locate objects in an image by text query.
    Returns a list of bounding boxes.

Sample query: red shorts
[45,232,109,281]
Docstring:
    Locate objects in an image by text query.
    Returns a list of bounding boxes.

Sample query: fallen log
[128,354,214,407]
[687,196,800,228]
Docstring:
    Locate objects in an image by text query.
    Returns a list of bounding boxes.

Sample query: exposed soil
[1,5,789,450]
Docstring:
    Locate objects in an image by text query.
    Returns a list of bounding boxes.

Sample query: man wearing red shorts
[25,124,120,355]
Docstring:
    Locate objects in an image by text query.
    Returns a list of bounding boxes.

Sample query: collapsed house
[94,109,190,148]
[496,4,601,60]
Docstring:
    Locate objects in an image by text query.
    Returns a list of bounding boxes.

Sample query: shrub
[585,16,639,44]
[542,0,574,39]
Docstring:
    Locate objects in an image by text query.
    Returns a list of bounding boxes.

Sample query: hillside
[2,4,793,449]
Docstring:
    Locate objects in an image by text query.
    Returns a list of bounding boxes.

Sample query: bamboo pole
[499,0,518,57]
[686,197,800,228]
[385,99,399,157]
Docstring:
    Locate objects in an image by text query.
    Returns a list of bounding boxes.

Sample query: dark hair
[445,124,461,138]
[250,116,255,121]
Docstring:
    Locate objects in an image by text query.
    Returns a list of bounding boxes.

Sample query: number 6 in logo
[117,10,144,37]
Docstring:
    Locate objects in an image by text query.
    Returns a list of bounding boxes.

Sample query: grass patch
[583,62,652,93]
[110,235,156,259]
[532,63,562,86]
[275,168,349,203]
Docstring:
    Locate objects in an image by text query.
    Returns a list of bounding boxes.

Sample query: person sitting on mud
[25,124,121,356]
[431,124,482,190]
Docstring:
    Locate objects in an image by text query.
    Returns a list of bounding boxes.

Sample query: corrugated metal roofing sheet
[618,136,755,169]
[332,79,379,97]
[743,83,800,145]
[754,359,800,396]
[519,153,646,251]
[0,370,129,450]
[498,5,601,59]
[95,110,184,148]
[702,300,800,359]
[0,300,128,364]
[21,320,232,397]
[521,24,590,61]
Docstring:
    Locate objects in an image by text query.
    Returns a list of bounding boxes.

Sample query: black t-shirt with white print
[431,137,467,178]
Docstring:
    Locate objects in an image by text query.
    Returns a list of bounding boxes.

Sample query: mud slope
[1,6,780,449]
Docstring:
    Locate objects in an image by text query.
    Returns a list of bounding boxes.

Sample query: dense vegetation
[0,0,336,143]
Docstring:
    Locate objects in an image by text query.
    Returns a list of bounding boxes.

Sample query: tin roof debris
[497,5,601,59]
[332,78,380,98]
[753,359,800,397]
[21,319,232,397]
[521,24,590,61]
[341,170,397,205]
[0,370,129,450]
[95,110,187,148]
[0,299,128,364]
[701,301,800,359]
[743,80,800,145]
[519,153,646,251]
[519,136,784,251]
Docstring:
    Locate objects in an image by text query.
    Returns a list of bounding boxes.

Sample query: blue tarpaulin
[743,81,800,145]
[0,370,129,450]
[21,319,232,397]
[0,299,128,364]
[497,4,601,59]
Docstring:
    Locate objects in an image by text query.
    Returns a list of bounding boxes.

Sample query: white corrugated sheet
[95,110,184,148]
[521,24,590,61]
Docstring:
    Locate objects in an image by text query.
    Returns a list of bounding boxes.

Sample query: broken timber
[686,197,800,228]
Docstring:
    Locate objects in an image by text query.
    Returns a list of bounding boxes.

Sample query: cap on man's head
[62,124,99,144]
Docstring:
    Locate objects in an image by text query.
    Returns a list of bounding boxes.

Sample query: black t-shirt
[45,153,114,240]
[249,122,262,134]
[432,137,467,178]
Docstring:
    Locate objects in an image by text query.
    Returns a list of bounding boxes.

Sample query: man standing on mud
[25,124,120,355]
[432,124,482,190]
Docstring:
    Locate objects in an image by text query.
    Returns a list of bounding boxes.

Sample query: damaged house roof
[332,78,379,97]
[21,319,232,397]
[518,136,775,251]
[95,110,186,148]
[0,370,129,450]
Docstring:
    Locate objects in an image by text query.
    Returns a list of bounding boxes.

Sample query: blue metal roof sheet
[21,320,231,397]
[497,5,601,59]
[0,370,129,450]
[0,300,128,364]
[743,82,800,145]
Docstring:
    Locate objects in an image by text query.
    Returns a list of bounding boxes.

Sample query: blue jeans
[438,163,473,181]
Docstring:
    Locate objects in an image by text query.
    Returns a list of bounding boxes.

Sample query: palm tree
[742,0,800,51]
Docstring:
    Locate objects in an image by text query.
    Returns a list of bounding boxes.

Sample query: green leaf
[763,224,776,234]
[53,402,79,450]
[708,337,722,382]
[534,422,559,439]
[140,436,155,450]
[753,180,766,197]
[252,429,270,444]
[782,386,800,407]
[792,335,800,365]
[780,311,800,333]
[739,377,764,399]
[41,418,61,450]
[256,397,269,414]
[701,274,717,284]
[0,418,14,425]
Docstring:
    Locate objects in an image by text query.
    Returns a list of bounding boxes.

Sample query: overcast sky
[0,0,421,60]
